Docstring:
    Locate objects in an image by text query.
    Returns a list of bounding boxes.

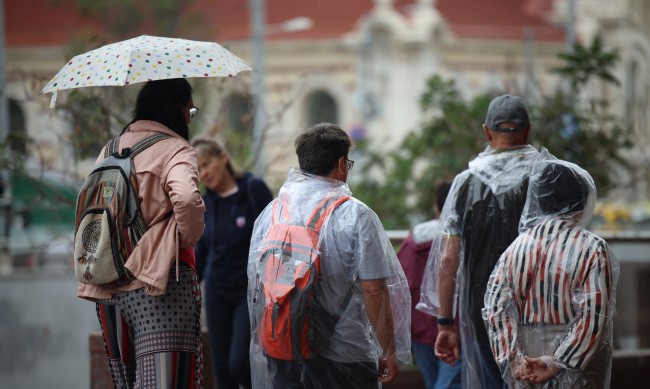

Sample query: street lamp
[249,0,312,176]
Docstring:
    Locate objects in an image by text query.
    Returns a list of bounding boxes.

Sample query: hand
[378,354,399,383]
[509,356,528,380]
[434,328,461,367]
[519,355,562,384]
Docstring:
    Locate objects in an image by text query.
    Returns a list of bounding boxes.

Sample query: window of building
[219,93,254,134]
[305,91,338,126]
[8,99,27,155]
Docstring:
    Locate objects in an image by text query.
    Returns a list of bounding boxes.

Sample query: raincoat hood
[468,144,539,195]
[519,149,597,231]
[278,167,352,203]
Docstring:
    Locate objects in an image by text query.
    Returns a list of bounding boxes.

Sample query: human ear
[482,124,493,141]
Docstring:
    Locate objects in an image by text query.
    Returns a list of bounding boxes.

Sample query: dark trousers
[269,357,379,389]
[204,288,252,389]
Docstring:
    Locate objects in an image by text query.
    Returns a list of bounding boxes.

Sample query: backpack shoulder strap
[271,199,290,224]
[306,196,350,236]
[104,137,120,158]
[128,133,171,158]
[103,133,170,159]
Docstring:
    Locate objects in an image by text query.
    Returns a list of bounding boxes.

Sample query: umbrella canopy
[40,35,252,107]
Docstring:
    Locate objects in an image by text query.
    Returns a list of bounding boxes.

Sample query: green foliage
[351,37,632,230]
[530,90,632,193]
[351,76,491,229]
[553,35,620,92]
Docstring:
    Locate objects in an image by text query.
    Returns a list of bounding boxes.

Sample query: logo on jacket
[236,216,246,228]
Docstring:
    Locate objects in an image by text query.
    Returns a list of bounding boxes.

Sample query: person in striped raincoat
[483,150,619,389]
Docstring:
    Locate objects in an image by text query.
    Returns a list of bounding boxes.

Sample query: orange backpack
[252,195,350,360]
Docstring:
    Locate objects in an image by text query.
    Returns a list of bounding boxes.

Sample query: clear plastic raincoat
[417,144,540,388]
[483,150,619,388]
[247,168,411,388]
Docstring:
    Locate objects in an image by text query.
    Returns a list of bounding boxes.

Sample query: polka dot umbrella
[40,35,252,108]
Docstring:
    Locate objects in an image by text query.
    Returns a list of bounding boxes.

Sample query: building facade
[5,0,650,194]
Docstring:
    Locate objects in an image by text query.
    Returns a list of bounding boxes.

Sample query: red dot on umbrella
[158,61,162,64]
[87,62,91,65]
[208,59,213,62]
[68,61,72,65]
[147,53,151,56]
[186,48,190,51]
[187,60,191,63]
[204,73,208,77]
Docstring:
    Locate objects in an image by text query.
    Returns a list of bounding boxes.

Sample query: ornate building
[5,0,650,194]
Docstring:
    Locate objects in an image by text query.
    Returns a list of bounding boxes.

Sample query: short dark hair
[538,162,590,215]
[295,123,351,176]
[131,78,193,140]
[435,181,452,213]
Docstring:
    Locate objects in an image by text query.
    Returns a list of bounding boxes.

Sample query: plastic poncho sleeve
[415,172,468,317]
[483,244,519,366]
[553,242,614,369]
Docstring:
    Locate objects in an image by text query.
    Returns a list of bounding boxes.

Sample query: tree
[350,37,632,230]
[351,77,491,229]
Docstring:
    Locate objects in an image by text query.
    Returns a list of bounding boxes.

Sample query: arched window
[219,93,254,134]
[8,99,27,154]
[305,91,338,126]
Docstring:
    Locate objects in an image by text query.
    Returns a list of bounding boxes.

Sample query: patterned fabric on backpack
[251,195,350,361]
[73,134,169,286]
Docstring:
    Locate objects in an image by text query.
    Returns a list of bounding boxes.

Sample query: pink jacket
[77,120,206,301]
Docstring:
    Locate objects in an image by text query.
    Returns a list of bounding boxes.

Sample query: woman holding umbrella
[77,78,207,389]
[192,138,273,389]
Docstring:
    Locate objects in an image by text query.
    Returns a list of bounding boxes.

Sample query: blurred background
[2,0,650,387]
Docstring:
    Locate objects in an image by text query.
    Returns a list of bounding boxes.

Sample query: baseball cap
[485,94,530,132]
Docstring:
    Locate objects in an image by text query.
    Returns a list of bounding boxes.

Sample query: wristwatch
[437,316,454,326]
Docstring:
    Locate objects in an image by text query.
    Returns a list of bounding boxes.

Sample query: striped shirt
[484,218,614,370]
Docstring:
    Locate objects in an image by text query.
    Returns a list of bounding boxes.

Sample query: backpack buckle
[113,147,132,159]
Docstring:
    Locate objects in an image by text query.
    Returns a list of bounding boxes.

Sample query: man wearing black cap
[418,95,540,388]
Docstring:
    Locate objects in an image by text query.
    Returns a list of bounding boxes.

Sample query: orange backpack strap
[271,199,291,224]
[306,196,350,236]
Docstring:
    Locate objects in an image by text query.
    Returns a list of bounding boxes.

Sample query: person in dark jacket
[192,138,274,389]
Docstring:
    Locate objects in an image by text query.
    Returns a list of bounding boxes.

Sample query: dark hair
[435,181,452,213]
[191,138,241,179]
[295,123,351,176]
[131,78,193,140]
[537,163,590,215]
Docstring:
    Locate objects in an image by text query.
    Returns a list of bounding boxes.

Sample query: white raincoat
[417,144,540,388]
[247,168,411,388]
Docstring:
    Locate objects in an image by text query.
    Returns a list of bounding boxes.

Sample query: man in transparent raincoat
[247,123,411,388]
[417,94,540,388]
[483,151,619,388]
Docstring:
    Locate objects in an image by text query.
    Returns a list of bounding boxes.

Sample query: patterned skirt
[96,264,204,389]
